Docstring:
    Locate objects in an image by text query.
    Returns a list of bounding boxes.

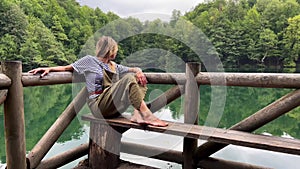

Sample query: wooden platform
[73,159,158,169]
[82,114,300,156]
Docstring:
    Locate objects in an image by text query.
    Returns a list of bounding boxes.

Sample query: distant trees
[186,0,300,69]
[283,15,300,67]
[0,0,111,70]
[1,0,300,70]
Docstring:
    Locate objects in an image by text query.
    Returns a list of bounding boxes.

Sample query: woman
[29,36,168,127]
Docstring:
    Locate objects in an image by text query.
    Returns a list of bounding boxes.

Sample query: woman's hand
[136,71,147,86]
[28,65,73,78]
[129,67,148,86]
[28,67,51,77]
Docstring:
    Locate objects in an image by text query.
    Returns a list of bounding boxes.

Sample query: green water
[0,80,300,168]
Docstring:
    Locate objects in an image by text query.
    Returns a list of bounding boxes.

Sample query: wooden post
[89,122,125,169]
[2,61,26,169]
[194,89,300,163]
[183,63,200,169]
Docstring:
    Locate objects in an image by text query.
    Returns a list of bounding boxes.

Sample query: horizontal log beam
[35,143,89,169]
[121,142,270,169]
[146,72,300,88]
[22,72,300,88]
[22,72,74,87]
[36,141,269,169]
[0,73,11,89]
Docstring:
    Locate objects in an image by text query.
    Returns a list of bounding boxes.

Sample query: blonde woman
[29,36,168,127]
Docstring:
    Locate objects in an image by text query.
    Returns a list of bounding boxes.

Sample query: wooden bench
[82,114,300,168]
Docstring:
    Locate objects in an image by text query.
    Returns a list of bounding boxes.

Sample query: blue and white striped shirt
[71,55,129,98]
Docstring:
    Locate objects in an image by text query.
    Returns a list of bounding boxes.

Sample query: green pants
[88,70,147,118]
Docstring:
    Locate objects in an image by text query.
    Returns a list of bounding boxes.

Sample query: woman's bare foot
[136,101,168,127]
[142,113,168,127]
[130,109,146,124]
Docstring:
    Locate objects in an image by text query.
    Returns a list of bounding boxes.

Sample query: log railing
[1,61,300,169]
[22,72,300,88]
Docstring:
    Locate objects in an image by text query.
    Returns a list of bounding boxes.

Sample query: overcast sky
[77,0,204,19]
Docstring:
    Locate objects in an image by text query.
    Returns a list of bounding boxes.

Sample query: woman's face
[109,47,118,60]
[109,53,117,60]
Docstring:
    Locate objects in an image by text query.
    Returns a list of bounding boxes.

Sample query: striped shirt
[71,55,129,98]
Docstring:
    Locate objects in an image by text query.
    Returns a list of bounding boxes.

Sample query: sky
[77,0,205,20]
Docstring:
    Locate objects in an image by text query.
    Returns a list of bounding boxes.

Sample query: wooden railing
[1,61,300,169]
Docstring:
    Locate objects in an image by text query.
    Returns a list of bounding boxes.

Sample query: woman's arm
[128,67,147,86]
[29,65,74,77]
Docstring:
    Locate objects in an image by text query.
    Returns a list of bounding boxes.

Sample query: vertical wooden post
[183,62,200,169]
[89,122,125,169]
[2,61,26,169]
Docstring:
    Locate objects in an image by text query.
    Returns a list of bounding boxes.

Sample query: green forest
[1,0,300,71]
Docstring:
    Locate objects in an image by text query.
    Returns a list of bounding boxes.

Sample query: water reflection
[0,82,300,168]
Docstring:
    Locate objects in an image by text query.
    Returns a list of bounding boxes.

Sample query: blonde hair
[96,36,118,58]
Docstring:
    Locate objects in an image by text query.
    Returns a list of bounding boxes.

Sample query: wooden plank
[73,159,158,169]
[82,115,300,156]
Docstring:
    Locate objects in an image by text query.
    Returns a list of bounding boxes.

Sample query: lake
[1,75,300,168]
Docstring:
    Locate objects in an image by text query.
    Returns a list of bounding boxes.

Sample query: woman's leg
[97,73,168,126]
[130,109,145,124]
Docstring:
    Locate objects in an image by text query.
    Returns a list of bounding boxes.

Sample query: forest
[1,0,300,71]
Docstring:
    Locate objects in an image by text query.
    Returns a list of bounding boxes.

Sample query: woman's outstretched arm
[28,65,74,77]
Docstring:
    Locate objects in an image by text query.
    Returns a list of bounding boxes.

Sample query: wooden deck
[82,114,300,156]
[73,159,158,169]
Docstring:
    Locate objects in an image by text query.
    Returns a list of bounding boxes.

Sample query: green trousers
[88,69,147,118]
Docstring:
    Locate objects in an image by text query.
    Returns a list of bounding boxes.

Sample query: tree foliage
[1,0,300,70]
[0,0,113,70]
[186,0,300,69]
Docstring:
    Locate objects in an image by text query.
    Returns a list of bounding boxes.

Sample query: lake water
[1,79,300,169]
